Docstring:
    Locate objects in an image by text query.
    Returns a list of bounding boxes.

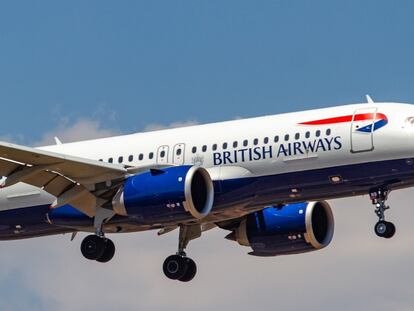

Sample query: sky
[1,1,414,310]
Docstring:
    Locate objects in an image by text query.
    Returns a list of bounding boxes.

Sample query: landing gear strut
[369,187,396,239]
[163,225,200,282]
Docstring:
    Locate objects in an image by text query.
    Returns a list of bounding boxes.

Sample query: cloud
[143,120,199,132]
[33,118,199,147]
[33,118,121,147]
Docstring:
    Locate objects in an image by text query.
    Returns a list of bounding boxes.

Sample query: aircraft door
[157,145,170,164]
[351,107,377,153]
[173,143,185,165]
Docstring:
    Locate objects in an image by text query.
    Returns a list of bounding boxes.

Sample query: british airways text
[213,136,342,165]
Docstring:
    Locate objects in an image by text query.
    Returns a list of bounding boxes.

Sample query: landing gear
[81,235,116,262]
[80,208,116,263]
[374,221,396,239]
[370,187,396,239]
[163,254,197,282]
[163,225,200,282]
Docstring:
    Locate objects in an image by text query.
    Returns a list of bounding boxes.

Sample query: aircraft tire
[178,257,197,282]
[163,255,188,280]
[96,238,116,263]
[375,221,396,239]
[383,221,396,239]
[81,235,106,260]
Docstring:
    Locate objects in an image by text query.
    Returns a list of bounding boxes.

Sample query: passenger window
[212,144,217,151]
[149,152,154,159]
[118,156,123,163]
[233,141,238,148]
[108,158,113,163]
[315,130,321,137]
[139,154,144,160]
[176,149,182,156]
[202,145,207,152]
[223,143,228,149]
[192,147,197,154]
[284,134,289,141]
[305,131,310,139]
[243,140,248,147]
[253,138,258,145]
[274,136,279,143]
[99,159,103,162]
[326,129,331,136]
[160,151,165,158]
[264,137,269,144]
[295,133,300,140]
[128,155,133,162]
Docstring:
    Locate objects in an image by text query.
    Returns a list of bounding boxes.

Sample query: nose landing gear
[370,187,396,239]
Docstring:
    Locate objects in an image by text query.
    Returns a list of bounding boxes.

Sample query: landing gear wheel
[370,187,396,239]
[178,257,197,282]
[383,221,396,239]
[374,221,387,237]
[96,239,116,263]
[374,221,396,239]
[81,235,106,260]
[163,255,188,280]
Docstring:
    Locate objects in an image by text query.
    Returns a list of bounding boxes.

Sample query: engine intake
[229,201,334,256]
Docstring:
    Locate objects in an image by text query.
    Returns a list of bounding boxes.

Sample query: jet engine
[226,201,334,256]
[48,165,214,227]
[112,165,214,222]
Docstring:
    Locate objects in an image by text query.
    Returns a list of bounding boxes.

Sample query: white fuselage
[1,102,414,237]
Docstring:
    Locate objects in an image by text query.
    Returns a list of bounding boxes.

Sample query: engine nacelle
[112,165,214,223]
[229,201,334,257]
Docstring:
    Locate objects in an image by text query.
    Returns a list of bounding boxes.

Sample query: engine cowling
[228,201,334,257]
[112,165,214,223]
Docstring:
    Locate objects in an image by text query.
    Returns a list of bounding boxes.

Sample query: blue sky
[2,1,414,142]
[1,1,414,310]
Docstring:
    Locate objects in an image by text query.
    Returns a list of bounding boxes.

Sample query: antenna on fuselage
[54,136,63,145]
[366,94,374,104]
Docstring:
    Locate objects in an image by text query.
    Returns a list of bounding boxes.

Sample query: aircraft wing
[0,141,129,217]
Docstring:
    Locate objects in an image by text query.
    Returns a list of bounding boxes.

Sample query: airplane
[0,96,411,282]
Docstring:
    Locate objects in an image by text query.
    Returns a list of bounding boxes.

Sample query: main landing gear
[80,208,116,263]
[370,187,396,239]
[163,225,200,282]
[81,234,115,263]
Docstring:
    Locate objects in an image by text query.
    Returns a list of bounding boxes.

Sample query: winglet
[366,94,374,104]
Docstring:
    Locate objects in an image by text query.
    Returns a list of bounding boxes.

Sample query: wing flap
[42,175,75,197]
[0,158,21,177]
[23,170,58,188]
